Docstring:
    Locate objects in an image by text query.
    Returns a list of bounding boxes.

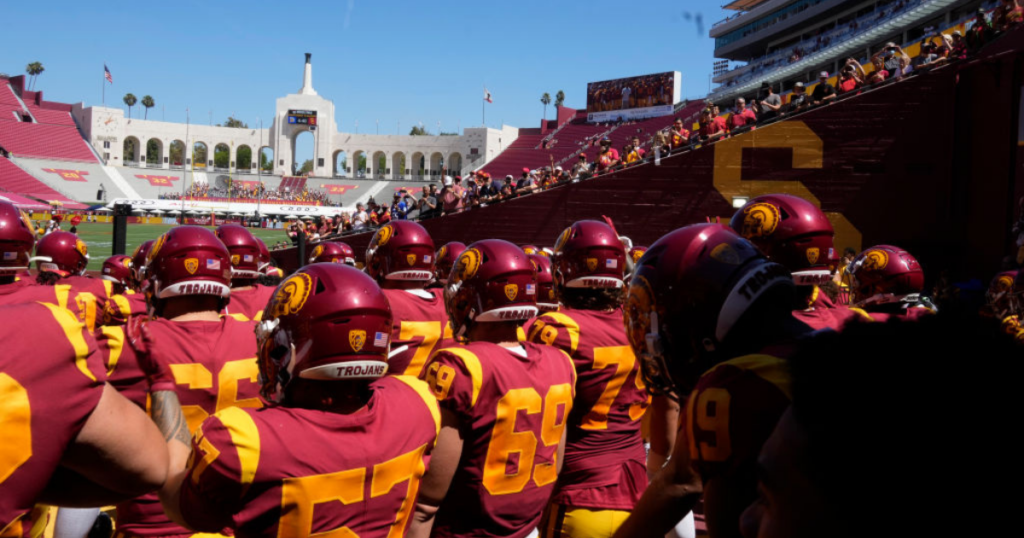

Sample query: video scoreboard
[287,109,317,126]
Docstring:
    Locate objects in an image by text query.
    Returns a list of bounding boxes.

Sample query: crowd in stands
[158,182,340,206]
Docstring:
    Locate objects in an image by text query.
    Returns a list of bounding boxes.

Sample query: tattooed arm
[150,389,195,528]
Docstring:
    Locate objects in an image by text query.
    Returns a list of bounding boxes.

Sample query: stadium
[2,0,1024,537]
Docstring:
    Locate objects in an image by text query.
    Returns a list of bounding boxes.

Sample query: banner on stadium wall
[585,71,681,123]
[320,184,357,194]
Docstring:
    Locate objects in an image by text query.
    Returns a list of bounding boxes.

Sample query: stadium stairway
[100,166,142,199]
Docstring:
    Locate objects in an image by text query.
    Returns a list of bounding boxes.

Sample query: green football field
[73,222,290,272]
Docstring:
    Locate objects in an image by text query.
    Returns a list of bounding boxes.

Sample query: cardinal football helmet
[215,224,262,281]
[528,253,558,312]
[0,201,35,275]
[847,245,925,306]
[146,226,231,300]
[101,254,133,287]
[256,263,392,403]
[446,239,538,338]
[32,231,89,277]
[366,220,435,283]
[552,220,627,290]
[624,224,794,396]
[435,241,466,283]
[308,241,356,266]
[730,194,836,286]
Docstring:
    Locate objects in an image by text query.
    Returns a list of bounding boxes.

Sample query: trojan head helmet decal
[268,273,313,319]
[739,202,781,240]
[862,249,889,272]
[453,248,483,283]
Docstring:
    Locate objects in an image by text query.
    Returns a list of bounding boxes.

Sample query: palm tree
[24,62,44,91]
[141,95,155,120]
[541,92,552,121]
[555,90,565,108]
[123,93,137,119]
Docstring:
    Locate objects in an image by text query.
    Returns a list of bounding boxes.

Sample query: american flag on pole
[104,64,113,84]
[484,87,492,104]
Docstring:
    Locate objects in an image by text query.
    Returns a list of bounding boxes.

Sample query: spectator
[669,118,691,151]
[352,202,369,230]
[571,153,590,180]
[622,143,642,166]
[595,138,620,173]
[836,60,865,94]
[515,171,536,195]
[788,81,809,112]
[631,136,647,160]
[728,98,757,132]
[966,10,995,53]
[758,83,783,121]
[872,42,909,80]
[478,174,500,203]
[913,39,945,70]
[420,184,440,219]
[950,31,968,60]
[391,191,410,220]
[810,72,837,105]
[698,108,726,142]
[439,175,464,215]
[865,54,888,83]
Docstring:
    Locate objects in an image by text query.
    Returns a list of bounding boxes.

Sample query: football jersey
[792,286,869,331]
[422,342,577,538]
[523,308,651,510]
[93,324,148,411]
[103,291,148,326]
[115,316,262,538]
[178,376,440,537]
[383,288,452,378]
[0,303,107,535]
[223,284,277,322]
[685,355,790,482]
[0,276,111,331]
[0,274,35,296]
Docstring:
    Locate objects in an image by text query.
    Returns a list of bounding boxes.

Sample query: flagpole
[101,63,105,106]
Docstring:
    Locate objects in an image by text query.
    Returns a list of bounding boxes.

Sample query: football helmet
[365,220,435,283]
[32,231,89,277]
[446,239,538,338]
[435,241,466,283]
[623,224,794,396]
[256,263,392,403]
[308,241,356,266]
[215,224,262,281]
[0,200,35,275]
[101,254,133,287]
[146,226,231,300]
[847,245,925,306]
[552,220,627,290]
[987,270,1018,318]
[528,254,558,312]
[522,245,540,255]
[730,194,836,286]
[131,239,155,289]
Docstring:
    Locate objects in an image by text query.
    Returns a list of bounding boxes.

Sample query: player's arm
[648,394,681,475]
[703,469,757,538]
[149,389,194,528]
[43,383,169,505]
[408,408,463,538]
[612,423,703,538]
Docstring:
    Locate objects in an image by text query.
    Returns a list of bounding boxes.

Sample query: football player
[529,253,558,313]
[140,263,440,536]
[0,200,36,293]
[255,237,284,286]
[0,302,167,535]
[0,230,110,330]
[845,245,936,321]
[411,239,578,538]
[366,221,451,378]
[216,224,276,321]
[435,241,467,285]
[308,240,356,266]
[614,224,812,538]
[730,194,867,331]
[113,226,263,538]
[522,220,649,538]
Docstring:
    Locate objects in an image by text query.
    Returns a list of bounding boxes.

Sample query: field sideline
[71,222,290,272]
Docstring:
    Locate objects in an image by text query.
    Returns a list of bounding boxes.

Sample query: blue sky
[2,0,728,158]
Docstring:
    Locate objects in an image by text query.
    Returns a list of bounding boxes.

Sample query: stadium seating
[278,176,308,193]
[0,121,98,162]
[0,156,82,205]
[27,106,76,126]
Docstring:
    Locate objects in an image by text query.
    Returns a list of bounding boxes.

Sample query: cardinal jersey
[0,276,111,331]
[0,275,35,297]
[383,288,452,378]
[103,291,148,326]
[685,355,790,483]
[178,376,439,537]
[792,286,870,331]
[0,303,106,535]
[223,284,276,321]
[115,316,262,538]
[93,324,148,411]
[523,309,650,510]
[422,342,577,538]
